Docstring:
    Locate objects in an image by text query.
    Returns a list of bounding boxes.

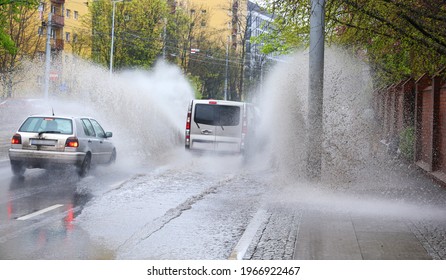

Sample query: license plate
[30,139,57,146]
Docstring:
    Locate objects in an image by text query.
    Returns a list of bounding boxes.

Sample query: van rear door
[190,102,218,151]
[189,101,243,153]
[214,104,242,153]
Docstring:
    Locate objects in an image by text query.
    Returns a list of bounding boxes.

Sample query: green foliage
[261,0,446,85]
[257,0,310,54]
[0,31,16,55]
[90,0,169,70]
[399,126,415,161]
[187,74,202,99]
[0,0,39,55]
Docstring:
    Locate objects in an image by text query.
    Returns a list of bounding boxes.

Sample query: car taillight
[65,137,79,148]
[11,133,21,145]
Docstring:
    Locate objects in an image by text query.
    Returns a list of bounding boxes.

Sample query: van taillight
[65,137,79,148]
[11,134,21,145]
[186,112,191,130]
[185,111,191,148]
[241,106,248,151]
[242,120,248,134]
[209,100,217,105]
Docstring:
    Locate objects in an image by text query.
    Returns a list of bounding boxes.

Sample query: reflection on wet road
[0,163,130,259]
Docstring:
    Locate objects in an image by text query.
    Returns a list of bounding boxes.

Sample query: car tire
[78,154,91,177]
[11,161,25,176]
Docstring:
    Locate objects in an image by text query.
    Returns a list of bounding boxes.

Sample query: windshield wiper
[195,122,200,129]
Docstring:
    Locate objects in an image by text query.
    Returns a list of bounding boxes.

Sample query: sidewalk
[293,211,431,259]
[244,156,446,260]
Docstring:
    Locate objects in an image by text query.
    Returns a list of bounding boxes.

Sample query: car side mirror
[105,132,113,138]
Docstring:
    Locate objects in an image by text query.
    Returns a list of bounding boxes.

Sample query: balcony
[51,0,65,4]
[51,14,64,27]
[51,39,64,51]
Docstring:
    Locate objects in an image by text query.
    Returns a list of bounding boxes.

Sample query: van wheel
[78,154,91,177]
[11,161,25,176]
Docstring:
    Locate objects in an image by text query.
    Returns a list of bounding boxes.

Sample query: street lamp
[110,0,130,76]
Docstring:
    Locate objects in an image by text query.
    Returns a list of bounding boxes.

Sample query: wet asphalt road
[0,160,131,259]
[1,155,446,260]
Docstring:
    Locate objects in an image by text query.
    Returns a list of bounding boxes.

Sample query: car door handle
[88,139,92,143]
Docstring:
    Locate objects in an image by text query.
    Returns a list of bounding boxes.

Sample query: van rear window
[194,104,240,126]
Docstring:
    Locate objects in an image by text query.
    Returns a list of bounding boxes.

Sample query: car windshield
[194,104,241,126]
[19,117,73,134]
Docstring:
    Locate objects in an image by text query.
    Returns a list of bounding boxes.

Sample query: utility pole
[110,0,131,76]
[109,0,117,76]
[224,36,229,100]
[163,17,167,60]
[44,13,52,101]
[306,0,325,180]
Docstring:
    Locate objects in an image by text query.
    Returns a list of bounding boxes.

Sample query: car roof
[192,99,245,106]
[27,115,94,120]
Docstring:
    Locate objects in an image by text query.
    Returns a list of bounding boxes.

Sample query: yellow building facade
[36,0,91,56]
[178,0,247,51]
[32,0,91,96]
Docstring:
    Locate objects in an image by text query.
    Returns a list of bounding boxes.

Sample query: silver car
[9,115,116,177]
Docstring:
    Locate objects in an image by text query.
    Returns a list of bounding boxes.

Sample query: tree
[0,0,41,98]
[89,0,169,71]
[171,3,229,99]
[260,0,446,85]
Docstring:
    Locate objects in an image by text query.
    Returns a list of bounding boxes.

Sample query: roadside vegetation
[259,0,446,86]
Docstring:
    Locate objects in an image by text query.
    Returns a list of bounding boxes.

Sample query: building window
[51,5,56,14]
[38,26,44,36]
[66,9,71,18]
[73,33,78,43]
[65,32,70,42]
[51,29,56,39]
[74,11,78,20]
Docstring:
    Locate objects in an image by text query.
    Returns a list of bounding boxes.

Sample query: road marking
[229,209,269,260]
[16,204,64,221]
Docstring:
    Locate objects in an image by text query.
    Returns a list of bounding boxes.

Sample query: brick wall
[375,68,446,184]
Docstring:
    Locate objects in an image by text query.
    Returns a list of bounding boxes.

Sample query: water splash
[255,47,377,184]
[10,56,194,164]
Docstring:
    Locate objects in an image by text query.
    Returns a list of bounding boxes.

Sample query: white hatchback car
[9,115,116,177]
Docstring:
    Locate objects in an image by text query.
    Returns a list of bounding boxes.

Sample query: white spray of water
[18,57,195,165]
[251,47,446,222]
[256,47,376,184]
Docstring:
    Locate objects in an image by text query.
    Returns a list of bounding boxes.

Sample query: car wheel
[11,161,25,176]
[78,154,91,177]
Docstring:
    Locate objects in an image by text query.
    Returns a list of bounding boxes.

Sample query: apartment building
[30,0,90,95]
[177,0,247,51]
[37,0,90,56]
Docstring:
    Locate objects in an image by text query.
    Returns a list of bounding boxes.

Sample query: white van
[185,99,255,154]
